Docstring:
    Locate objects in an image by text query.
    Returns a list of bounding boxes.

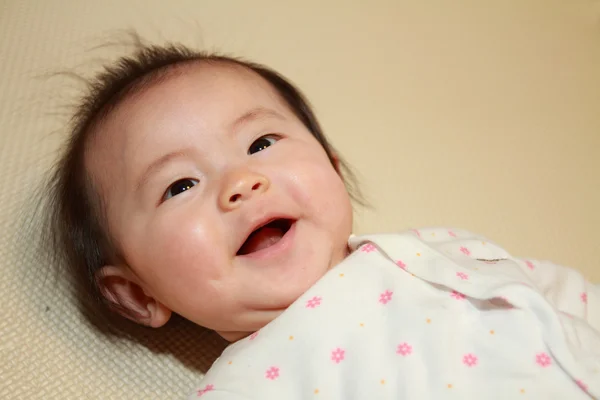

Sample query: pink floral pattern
[535,352,552,368]
[379,290,394,304]
[451,290,466,300]
[361,243,376,253]
[456,272,469,280]
[412,229,421,237]
[197,384,214,397]
[396,342,412,356]
[463,353,478,367]
[575,379,588,392]
[525,260,535,270]
[192,229,597,397]
[306,296,322,308]
[331,348,345,364]
[265,366,280,380]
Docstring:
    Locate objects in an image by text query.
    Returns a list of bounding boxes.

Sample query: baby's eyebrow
[135,151,188,194]
[229,107,286,133]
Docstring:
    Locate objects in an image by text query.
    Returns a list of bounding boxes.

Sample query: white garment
[189,228,600,399]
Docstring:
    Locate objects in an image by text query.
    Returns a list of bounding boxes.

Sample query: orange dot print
[339,273,344,277]
[380,379,386,385]
[426,318,431,324]
[490,330,495,335]
[314,389,319,394]
[416,252,421,257]
[447,384,453,389]
[289,335,294,340]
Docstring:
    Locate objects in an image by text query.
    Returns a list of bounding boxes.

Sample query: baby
[47,42,600,399]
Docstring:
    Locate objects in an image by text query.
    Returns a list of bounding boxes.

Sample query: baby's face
[86,63,353,339]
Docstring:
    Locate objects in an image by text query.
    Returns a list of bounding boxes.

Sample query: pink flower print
[462,353,478,367]
[306,296,322,308]
[412,229,421,237]
[361,243,376,253]
[265,366,280,380]
[197,384,214,397]
[459,247,471,256]
[396,260,407,270]
[525,260,535,270]
[575,379,588,392]
[448,230,457,237]
[451,290,466,300]
[331,347,346,364]
[456,272,469,280]
[249,331,259,340]
[581,292,588,304]
[379,290,394,304]
[396,342,412,356]
[535,352,552,368]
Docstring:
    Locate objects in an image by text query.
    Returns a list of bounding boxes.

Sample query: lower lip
[238,221,297,261]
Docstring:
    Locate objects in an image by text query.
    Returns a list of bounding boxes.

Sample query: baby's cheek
[306,163,350,219]
[145,223,233,325]
[283,154,341,206]
[144,213,224,288]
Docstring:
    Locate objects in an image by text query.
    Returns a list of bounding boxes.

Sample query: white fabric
[189,227,600,399]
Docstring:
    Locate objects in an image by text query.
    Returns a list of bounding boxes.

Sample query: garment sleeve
[517,258,600,332]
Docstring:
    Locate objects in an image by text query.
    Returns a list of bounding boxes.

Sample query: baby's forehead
[86,61,292,172]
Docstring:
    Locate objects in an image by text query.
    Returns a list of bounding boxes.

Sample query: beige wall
[1,1,599,280]
[1,2,599,281]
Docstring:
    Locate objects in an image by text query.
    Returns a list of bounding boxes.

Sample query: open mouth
[237,218,294,256]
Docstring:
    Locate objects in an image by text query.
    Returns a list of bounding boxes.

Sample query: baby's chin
[211,245,351,342]
[216,308,287,342]
[217,330,252,342]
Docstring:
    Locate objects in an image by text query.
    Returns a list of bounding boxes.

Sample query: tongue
[240,227,284,254]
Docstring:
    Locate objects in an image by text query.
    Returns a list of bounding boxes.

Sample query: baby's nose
[219,170,270,211]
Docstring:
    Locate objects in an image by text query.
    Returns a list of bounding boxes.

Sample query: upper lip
[235,214,294,256]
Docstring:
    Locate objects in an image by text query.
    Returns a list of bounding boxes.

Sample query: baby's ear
[96,266,172,328]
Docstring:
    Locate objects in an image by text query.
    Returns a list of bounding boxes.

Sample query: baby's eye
[248,135,278,155]
[163,178,199,201]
